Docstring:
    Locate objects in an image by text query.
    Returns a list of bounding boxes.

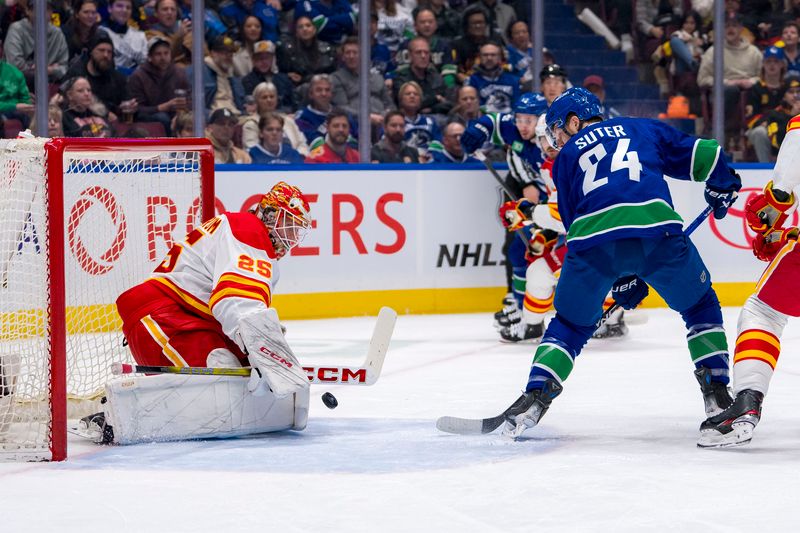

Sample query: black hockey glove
[611,275,649,310]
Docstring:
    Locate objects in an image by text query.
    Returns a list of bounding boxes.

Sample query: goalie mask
[255,181,312,258]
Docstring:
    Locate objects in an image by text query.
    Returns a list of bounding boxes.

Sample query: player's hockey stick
[437,206,714,435]
[474,151,519,200]
[111,306,397,386]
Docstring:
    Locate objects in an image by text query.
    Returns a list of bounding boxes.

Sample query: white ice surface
[2,308,800,532]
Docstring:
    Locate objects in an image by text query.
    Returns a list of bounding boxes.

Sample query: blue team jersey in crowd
[466,71,521,114]
[249,143,305,164]
[219,0,279,43]
[294,0,356,43]
[404,114,442,151]
[552,117,739,251]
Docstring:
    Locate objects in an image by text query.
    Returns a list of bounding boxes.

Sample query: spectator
[539,63,567,104]
[3,0,69,88]
[293,0,355,44]
[305,108,360,163]
[397,80,441,152]
[277,15,336,88]
[144,0,193,67]
[746,47,789,162]
[371,110,422,163]
[295,73,334,144]
[755,73,800,156]
[416,0,460,39]
[635,0,681,60]
[0,37,33,129]
[61,0,102,60]
[232,15,263,77]
[506,20,533,90]
[429,121,477,163]
[241,81,308,152]
[60,76,112,137]
[466,42,520,114]
[101,0,147,76]
[172,110,193,137]
[476,0,516,42]
[248,113,305,164]
[370,11,392,76]
[453,4,502,82]
[395,8,456,87]
[241,40,294,111]
[667,11,705,115]
[582,75,620,119]
[219,0,279,44]
[206,107,251,163]
[373,0,413,54]
[392,36,452,115]
[127,36,190,135]
[66,33,131,120]
[188,35,246,116]
[30,103,64,137]
[781,22,800,77]
[331,37,393,129]
[448,84,482,123]
[698,14,762,143]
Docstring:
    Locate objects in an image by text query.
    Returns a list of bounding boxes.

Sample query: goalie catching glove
[745,181,796,234]
[752,226,799,262]
[499,199,534,231]
[235,309,309,398]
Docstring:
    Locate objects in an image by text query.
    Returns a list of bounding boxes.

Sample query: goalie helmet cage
[0,137,215,461]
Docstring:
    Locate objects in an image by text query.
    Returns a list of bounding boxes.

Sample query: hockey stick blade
[111,307,397,386]
[436,393,525,435]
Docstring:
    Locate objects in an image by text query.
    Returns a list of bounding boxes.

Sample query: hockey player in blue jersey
[460,92,548,337]
[503,87,742,439]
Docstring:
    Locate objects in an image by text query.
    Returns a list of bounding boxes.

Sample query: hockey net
[0,137,214,460]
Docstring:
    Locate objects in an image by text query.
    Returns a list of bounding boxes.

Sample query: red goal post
[0,137,215,461]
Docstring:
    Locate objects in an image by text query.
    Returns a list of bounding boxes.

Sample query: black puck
[321,392,338,409]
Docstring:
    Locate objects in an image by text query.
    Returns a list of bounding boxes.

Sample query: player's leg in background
[639,234,732,416]
[499,254,556,343]
[495,233,529,328]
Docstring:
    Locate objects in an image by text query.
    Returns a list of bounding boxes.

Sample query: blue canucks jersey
[404,114,442,150]
[553,117,739,251]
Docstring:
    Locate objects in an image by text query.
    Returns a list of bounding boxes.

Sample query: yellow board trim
[0,281,760,336]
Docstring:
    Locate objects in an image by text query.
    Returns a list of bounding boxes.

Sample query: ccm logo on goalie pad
[259,346,294,368]
[303,367,367,383]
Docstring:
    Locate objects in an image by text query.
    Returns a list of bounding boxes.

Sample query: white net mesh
[0,138,208,460]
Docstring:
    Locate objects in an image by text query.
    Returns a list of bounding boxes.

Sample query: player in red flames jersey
[699,115,800,448]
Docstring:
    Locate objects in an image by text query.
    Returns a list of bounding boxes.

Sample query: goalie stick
[111,306,397,386]
[437,205,714,435]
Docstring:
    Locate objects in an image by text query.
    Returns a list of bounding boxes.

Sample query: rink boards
[216,163,783,319]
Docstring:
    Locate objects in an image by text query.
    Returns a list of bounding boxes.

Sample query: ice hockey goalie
[81,181,314,445]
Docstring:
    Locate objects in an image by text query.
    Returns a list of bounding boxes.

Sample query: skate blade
[697,422,755,449]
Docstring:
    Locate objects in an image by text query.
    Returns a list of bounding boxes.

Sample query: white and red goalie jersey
[116,212,281,368]
[148,212,280,343]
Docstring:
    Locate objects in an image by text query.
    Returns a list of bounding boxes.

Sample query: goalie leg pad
[103,373,309,445]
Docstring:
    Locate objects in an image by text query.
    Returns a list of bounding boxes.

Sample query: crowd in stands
[1,0,800,163]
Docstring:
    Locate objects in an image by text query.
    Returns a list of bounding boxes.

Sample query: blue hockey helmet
[545,87,603,147]
[514,92,548,116]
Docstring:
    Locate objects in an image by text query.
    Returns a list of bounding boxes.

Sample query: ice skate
[499,321,543,343]
[698,389,763,449]
[494,293,522,328]
[502,379,562,439]
[593,308,628,339]
[76,412,115,444]
[694,367,733,417]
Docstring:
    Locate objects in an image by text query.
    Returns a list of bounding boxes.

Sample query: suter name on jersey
[573,124,628,149]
